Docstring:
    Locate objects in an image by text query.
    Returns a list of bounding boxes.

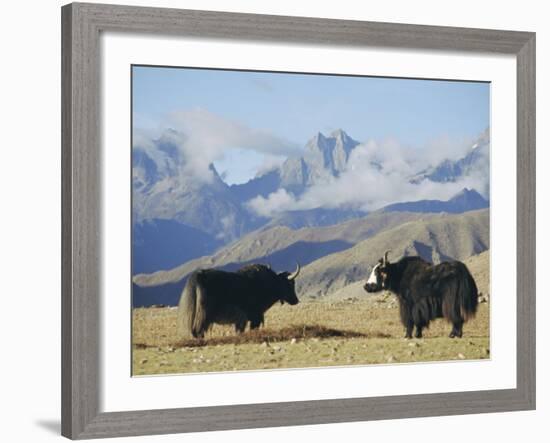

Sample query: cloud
[246,136,489,217]
[134,116,489,218]
[415,135,474,169]
[134,108,299,184]
[254,154,287,176]
[247,189,297,217]
[170,109,298,182]
[217,214,238,240]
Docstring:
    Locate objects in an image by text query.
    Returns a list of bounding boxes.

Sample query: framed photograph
[62,2,535,439]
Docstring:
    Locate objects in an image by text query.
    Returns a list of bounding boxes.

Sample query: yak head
[276,262,301,305]
[364,250,391,293]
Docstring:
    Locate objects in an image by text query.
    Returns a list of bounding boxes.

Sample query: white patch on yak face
[367,263,381,285]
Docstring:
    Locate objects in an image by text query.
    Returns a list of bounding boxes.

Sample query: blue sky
[132,65,489,184]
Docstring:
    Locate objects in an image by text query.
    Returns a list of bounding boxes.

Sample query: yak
[178,263,300,338]
[364,251,478,338]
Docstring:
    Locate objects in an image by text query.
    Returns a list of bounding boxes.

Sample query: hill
[132,209,488,307]
[295,209,489,298]
[134,211,439,288]
[132,127,490,272]
[132,218,222,274]
[132,211,439,307]
[380,188,488,214]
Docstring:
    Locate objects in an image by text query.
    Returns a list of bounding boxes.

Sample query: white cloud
[168,108,298,183]
[134,116,489,218]
[134,108,299,184]
[246,136,489,217]
[415,135,473,170]
[254,154,287,176]
[246,188,297,217]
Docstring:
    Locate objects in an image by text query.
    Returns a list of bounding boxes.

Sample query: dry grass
[132,294,490,375]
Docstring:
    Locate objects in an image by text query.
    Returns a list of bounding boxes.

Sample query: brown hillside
[134,211,440,287]
[296,209,489,298]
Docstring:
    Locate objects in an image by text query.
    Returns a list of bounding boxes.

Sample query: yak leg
[415,325,423,339]
[404,322,414,339]
[449,320,464,338]
[250,319,261,329]
[233,309,247,334]
[235,319,247,334]
[191,319,208,338]
[250,314,264,330]
[249,312,266,330]
[192,325,206,339]
[400,300,414,339]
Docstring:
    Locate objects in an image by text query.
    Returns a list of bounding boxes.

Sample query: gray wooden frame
[61,2,536,439]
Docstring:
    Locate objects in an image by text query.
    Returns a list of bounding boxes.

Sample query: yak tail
[177,273,208,338]
[458,263,479,321]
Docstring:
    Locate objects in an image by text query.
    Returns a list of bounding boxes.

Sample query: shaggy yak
[364,251,478,338]
[178,263,300,338]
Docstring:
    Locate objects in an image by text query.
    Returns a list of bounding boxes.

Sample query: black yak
[178,263,300,338]
[364,251,478,338]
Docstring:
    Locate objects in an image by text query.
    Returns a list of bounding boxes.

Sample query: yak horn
[383,250,392,266]
[287,262,301,281]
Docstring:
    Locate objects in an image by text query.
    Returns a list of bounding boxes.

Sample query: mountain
[132,131,258,242]
[230,129,361,201]
[279,129,360,191]
[265,207,366,230]
[229,129,369,230]
[131,128,369,273]
[295,208,489,298]
[380,188,489,214]
[131,127,490,277]
[411,129,490,196]
[132,219,222,274]
[132,211,466,307]
[133,129,364,242]
[231,129,359,198]
[230,169,282,203]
